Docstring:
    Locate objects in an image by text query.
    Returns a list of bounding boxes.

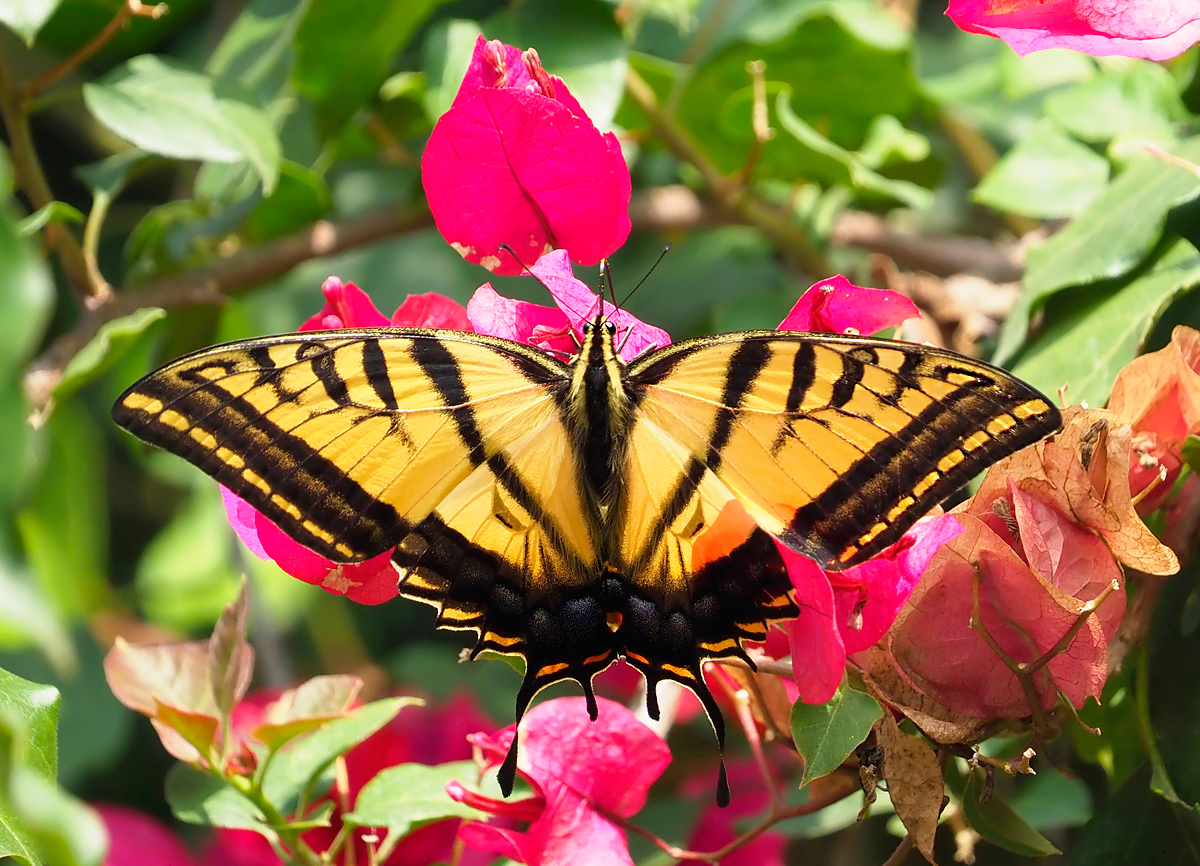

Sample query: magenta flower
[947,0,1200,61]
[96,804,202,866]
[783,514,964,704]
[466,250,669,360]
[422,37,631,276]
[449,697,670,866]
[778,274,919,335]
[222,277,473,605]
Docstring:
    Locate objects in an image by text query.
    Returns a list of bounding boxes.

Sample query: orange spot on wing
[690,498,757,572]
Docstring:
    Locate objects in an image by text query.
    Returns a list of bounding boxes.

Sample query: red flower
[682,759,786,866]
[422,36,631,276]
[221,277,472,605]
[884,482,1124,718]
[783,514,963,703]
[96,804,202,866]
[449,697,670,866]
[466,250,669,360]
[778,275,919,335]
[947,0,1200,61]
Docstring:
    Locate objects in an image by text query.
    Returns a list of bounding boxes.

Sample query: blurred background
[3,0,1199,863]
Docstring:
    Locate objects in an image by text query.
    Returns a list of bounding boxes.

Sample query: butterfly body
[113,313,1061,804]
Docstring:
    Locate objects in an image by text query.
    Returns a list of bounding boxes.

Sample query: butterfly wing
[114,327,612,768]
[112,328,595,563]
[624,332,1062,570]
[612,332,1060,801]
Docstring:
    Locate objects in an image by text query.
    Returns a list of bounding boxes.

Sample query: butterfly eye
[583,323,592,334]
[604,322,617,335]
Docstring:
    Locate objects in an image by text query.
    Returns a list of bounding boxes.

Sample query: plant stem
[625,67,829,276]
[0,48,96,299]
[22,0,169,99]
[226,772,325,866]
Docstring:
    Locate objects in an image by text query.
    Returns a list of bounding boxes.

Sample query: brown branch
[832,210,1023,282]
[23,204,434,410]
[939,111,1040,238]
[0,49,96,300]
[22,0,169,100]
[620,770,860,864]
[625,68,829,277]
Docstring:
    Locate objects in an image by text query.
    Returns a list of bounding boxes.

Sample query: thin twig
[23,203,433,411]
[625,67,829,276]
[620,772,860,864]
[939,111,1039,238]
[1144,142,1200,179]
[881,834,914,866]
[22,0,169,99]
[0,50,96,299]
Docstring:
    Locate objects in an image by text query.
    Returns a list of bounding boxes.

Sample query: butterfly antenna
[618,244,671,309]
[599,259,617,319]
[498,243,592,325]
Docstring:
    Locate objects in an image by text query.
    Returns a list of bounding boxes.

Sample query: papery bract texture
[778,275,920,335]
[947,0,1200,60]
[782,514,962,704]
[452,697,669,866]
[423,37,631,276]
[466,250,670,361]
[886,512,1111,718]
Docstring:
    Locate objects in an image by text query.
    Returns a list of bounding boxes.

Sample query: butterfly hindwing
[113,329,572,563]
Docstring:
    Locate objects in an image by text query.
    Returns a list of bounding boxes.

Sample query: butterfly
[112,304,1060,804]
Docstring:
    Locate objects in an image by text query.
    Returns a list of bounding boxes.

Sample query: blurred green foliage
[0,0,1198,863]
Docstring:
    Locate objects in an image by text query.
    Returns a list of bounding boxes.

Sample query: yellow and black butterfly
[113,300,1060,804]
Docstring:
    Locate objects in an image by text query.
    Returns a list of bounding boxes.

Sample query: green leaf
[135,481,243,630]
[1182,435,1200,475]
[0,183,53,378]
[165,764,274,836]
[76,150,156,199]
[1045,61,1184,146]
[0,668,60,781]
[974,120,1110,219]
[15,399,109,620]
[421,18,484,121]
[0,564,75,674]
[16,202,83,237]
[675,13,920,184]
[1008,768,1093,831]
[6,767,107,866]
[775,92,930,208]
[1148,559,1200,806]
[790,684,882,788]
[344,761,488,833]
[484,0,629,129]
[294,0,451,135]
[83,55,280,194]
[1072,764,1200,865]
[0,0,63,45]
[52,307,166,403]
[0,801,40,866]
[242,161,331,242]
[206,0,305,101]
[995,136,1200,365]
[1011,239,1200,409]
[261,697,415,811]
[961,769,1060,856]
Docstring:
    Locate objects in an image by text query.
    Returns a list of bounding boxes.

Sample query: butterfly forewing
[113,329,572,563]
[626,331,1062,569]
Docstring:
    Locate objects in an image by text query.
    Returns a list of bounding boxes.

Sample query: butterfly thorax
[568,317,632,508]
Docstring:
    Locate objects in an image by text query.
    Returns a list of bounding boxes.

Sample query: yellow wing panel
[113,329,571,563]
[627,332,1061,569]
